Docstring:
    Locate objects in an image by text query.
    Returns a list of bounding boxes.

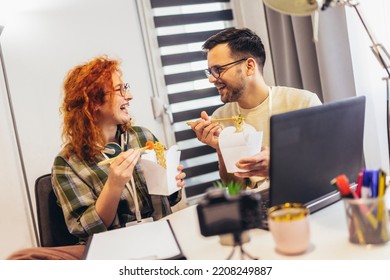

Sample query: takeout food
[138,141,154,153]
[153,142,167,169]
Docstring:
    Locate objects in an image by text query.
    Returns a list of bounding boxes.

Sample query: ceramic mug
[268,203,310,255]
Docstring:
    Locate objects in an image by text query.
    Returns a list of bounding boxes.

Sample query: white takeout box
[218,124,263,173]
[140,145,181,196]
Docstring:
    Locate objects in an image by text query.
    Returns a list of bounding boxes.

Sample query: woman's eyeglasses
[205,58,247,79]
[114,83,130,97]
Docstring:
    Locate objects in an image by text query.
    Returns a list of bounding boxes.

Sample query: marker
[377,169,387,224]
[361,169,372,198]
[330,174,356,199]
[378,169,386,198]
[371,170,379,198]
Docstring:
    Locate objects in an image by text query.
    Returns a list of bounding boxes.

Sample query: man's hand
[234,146,270,178]
[190,111,221,150]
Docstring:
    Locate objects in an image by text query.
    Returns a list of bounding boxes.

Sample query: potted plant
[214,180,245,196]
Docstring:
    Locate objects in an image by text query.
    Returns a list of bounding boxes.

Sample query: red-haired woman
[7,56,186,259]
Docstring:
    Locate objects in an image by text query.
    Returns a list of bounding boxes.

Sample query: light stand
[0,26,40,246]
[263,0,390,167]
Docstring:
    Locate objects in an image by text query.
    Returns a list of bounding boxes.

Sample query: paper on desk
[140,145,181,196]
[219,124,263,173]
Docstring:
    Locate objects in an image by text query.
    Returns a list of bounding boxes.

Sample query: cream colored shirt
[212,86,322,187]
[212,86,322,147]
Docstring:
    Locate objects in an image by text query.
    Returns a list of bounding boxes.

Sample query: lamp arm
[344,1,390,168]
[348,2,390,79]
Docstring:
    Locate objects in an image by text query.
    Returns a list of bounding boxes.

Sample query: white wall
[0,0,163,258]
[0,50,34,258]
[232,0,275,86]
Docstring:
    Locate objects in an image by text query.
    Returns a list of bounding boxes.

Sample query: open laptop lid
[269,96,366,213]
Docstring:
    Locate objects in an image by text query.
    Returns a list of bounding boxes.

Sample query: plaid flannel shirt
[52,126,181,243]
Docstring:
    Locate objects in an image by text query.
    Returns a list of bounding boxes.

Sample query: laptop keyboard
[258,188,270,229]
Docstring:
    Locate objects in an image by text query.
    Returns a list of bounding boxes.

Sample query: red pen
[356,170,363,198]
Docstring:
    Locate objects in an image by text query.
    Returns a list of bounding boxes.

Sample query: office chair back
[35,174,78,247]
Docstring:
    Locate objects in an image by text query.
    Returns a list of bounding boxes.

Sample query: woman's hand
[106,149,141,188]
[175,165,186,188]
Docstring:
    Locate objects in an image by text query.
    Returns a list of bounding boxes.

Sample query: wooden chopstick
[97,145,151,166]
[186,116,245,126]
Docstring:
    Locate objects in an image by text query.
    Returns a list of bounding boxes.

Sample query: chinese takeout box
[140,145,181,196]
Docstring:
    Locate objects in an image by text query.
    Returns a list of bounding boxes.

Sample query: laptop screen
[269,96,366,213]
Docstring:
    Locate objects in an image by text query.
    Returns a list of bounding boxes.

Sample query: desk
[165,201,390,259]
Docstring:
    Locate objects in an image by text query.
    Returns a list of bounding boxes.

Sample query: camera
[196,188,263,237]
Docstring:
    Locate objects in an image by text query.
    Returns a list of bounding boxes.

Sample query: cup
[268,203,310,255]
[343,197,390,245]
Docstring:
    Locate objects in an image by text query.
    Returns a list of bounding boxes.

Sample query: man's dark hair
[202,27,266,72]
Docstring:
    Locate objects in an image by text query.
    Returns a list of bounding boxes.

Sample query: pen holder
[343,197,390,245]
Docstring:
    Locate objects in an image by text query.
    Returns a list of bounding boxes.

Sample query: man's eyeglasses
[205,58,247,79]
[114,83,130,97]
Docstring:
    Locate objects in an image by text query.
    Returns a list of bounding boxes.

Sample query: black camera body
[196,188,262,237]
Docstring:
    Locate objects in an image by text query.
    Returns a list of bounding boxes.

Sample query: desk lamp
[262,0,390,167]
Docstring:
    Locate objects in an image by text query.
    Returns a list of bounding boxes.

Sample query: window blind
[148,0,234,197]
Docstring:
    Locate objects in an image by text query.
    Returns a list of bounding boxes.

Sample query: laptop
[260,96,366,226]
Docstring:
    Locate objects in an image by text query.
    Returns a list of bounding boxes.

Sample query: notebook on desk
[260,96,366,227]
[83,219,186,260]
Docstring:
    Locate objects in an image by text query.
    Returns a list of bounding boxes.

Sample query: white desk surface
[165,201,390,259]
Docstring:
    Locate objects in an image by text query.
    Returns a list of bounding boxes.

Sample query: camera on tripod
[196,188,263,237]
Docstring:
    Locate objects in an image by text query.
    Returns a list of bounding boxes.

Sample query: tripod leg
[240,244,259,260]
[225,245,236,260]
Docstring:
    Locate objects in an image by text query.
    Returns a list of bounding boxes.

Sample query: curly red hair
[61,55,122,161]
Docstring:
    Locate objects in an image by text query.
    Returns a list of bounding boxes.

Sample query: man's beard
[220,84,245,103]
